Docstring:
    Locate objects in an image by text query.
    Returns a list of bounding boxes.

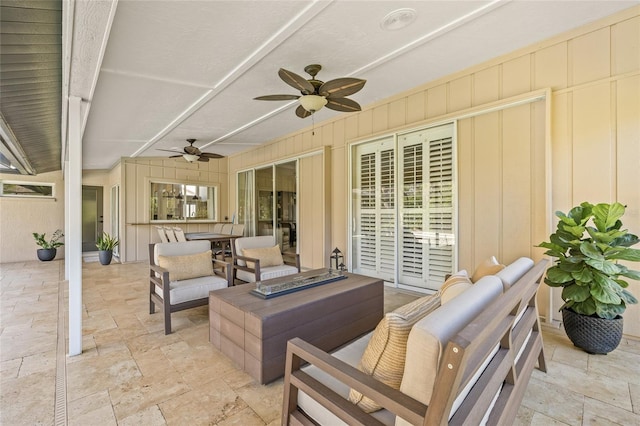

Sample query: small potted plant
[96,232,119,265]
[33,229,64,261]
[538,202,639,354]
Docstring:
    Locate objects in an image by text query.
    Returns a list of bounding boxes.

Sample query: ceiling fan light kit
[183,154,199,163]
[299,95,328,113]
[255,64,366,118]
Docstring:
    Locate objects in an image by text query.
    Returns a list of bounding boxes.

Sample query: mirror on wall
[150,181,218,222]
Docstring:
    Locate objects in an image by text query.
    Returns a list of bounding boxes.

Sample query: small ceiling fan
[254,64,366,118]
[157,139,223,162]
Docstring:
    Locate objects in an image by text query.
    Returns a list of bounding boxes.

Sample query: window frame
[0,180,55,199]
[147,178,219,223]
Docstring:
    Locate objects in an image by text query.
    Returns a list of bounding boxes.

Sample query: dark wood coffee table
[209,270,383,384]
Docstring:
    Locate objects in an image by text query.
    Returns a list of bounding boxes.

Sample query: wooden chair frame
[148,244,232,334]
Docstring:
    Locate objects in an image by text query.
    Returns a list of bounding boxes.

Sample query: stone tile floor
[1,259,639,425]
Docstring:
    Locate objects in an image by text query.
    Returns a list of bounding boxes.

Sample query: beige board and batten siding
[227,7,640,337]
[122,157,229,263]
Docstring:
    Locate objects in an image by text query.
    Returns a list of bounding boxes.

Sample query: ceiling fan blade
[325,97,362,112]
[319,78,366,98]
[157,148,184,154]
[254,94,300,101]
[169,154,182,158]
[295,105,312,118]
[200,152,224,159]
[279,68,314,95]
[197,156,209,162]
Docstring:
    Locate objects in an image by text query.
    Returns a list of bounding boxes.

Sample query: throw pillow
[471,256,505,282]
[440,270,473,304]
[348,293,441,412]
[157,250,213,281]
[242,245,284,269]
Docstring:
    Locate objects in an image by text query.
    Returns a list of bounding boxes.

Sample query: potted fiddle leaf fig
[96,232,119,265]
[538,202,639,354]
[33,229,64,261]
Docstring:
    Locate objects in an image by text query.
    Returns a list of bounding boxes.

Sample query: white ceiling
[70,0,638,170]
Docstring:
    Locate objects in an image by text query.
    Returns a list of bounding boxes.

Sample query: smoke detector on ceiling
[381,8,417,31]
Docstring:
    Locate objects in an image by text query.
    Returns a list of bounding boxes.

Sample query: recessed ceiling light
[381,8,417,31]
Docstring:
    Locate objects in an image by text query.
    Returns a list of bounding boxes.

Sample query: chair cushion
[242,245,284,269]
[157,250,213,281]
[236,264,298,283]
[348,293,441,412]
[396,275,503,426]
[155,275,227,305]
[470,256,505,282]
[439,270,472,304]
[234,235,277,266]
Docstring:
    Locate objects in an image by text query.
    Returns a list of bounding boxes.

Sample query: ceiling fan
[157,139,223,162]
[254,64,366,118]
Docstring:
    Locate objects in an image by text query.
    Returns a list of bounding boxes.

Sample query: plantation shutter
[397,124,454,290]
[351,123,455,290]
[352,138,395,281]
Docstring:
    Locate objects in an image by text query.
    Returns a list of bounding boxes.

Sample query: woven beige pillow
[157,250,213,281]
[471,256,505,282]
[242,245,284,269]
[348,293,441,412]
[440,270,473,304]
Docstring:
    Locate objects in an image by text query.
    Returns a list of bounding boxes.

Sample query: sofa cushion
[396,275,503,426]
[496,257,534,290]
[242,245,284,269]
[157,250,213,281]
[439,270,472,304]
[154,275,227,305]
[470,256,505,282]
[348,293,441,412]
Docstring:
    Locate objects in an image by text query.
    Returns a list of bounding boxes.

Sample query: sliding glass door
[351,123,456,291]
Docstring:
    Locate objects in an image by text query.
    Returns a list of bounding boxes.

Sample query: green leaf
[570,298,597,316]
[545,266,574,284]
[571,267,593,282]
[621,289,638,305]
[580,242,603,260]
[592,202,625,232]
[585,258,621,275]
[614,278,629,288]
[607,247,640,262]
[555,211,577,226]
[537,241,566,258]
[560,223,586,238]
[595,302,625,319]
[586,226,627,244]
[619,268,640,280]
[591,273,622,304]
[611,233,640,248]
[562,284,591,302]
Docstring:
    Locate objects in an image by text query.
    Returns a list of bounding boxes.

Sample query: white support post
[68,96,83,356]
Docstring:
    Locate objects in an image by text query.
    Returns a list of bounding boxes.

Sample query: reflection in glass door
[256,167,274,236]
[237,161,298,252]
[275,161,297,253]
